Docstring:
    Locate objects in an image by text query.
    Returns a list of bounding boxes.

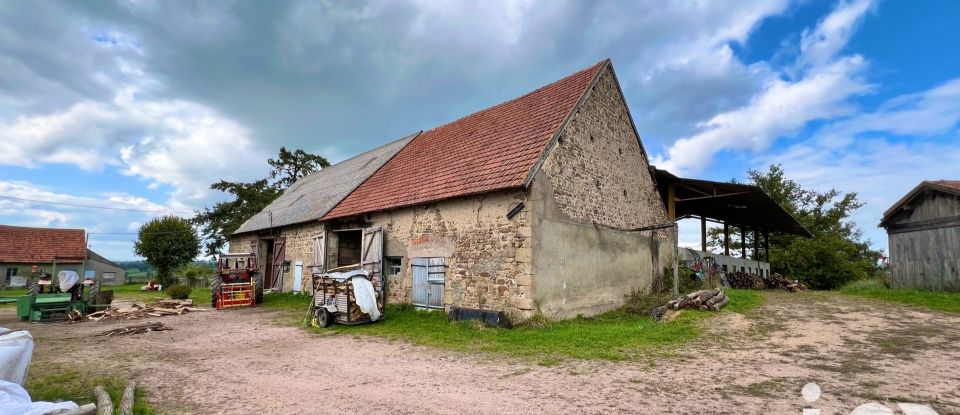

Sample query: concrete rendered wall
[529,66,674,318]
[325,190,534,318]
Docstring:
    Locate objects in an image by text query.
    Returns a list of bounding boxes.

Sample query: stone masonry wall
[328,190,534,319]
[541,66,668,230]
[229,220,324,293]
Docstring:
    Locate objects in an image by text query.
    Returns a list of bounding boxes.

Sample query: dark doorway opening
[335,230,362,266]
[263,239,275,290]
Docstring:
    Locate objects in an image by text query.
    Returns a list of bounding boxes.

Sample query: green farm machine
[11,270,111,322]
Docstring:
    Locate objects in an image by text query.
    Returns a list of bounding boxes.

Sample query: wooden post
[753,229,760,261]
[672,224,679,297]
[764,230,771,262]
[700,216,707,252]
[667,183,676,221]
[723,223,730,256]
[740,227,746,259]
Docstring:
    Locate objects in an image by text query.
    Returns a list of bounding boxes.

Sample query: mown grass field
[280,289,765,362]
[839,279,960,313]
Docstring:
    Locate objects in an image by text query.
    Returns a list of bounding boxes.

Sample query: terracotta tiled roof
[0,225,86,264]
[323,60,606,219]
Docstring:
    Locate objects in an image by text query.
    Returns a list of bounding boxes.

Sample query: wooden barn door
[361,227,383,280]
[271,236,286,291]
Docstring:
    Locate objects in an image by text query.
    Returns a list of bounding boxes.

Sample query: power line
[0,195,194,214]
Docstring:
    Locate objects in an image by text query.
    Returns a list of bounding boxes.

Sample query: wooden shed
[879,180,960,291]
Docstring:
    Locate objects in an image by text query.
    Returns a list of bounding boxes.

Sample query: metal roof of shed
[653,169,812,237]
[233,133,416,234]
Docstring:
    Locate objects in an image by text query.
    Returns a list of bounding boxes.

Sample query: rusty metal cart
[310,266,384,327]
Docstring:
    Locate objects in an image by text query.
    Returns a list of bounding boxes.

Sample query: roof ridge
[419,59,609,136]
[0,224,85,232]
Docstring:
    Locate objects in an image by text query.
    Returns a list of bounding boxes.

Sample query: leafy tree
[134,216,200,286]
[193,147,329,256]
[268,147,331,189]
[708,164,882,289]
[193,179,281,255]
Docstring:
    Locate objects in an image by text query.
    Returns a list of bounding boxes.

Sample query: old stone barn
[880,180,960,291]
[230,60,674,319]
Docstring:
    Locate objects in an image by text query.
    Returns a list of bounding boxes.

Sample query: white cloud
[799,0,874,68]
[653,0,876,175]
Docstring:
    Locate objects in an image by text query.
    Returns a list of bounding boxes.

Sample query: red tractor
[210,253,264,309]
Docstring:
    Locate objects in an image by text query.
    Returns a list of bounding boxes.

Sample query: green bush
[165,284,192,300]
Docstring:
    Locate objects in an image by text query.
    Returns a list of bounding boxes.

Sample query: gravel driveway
[3,291,958,414]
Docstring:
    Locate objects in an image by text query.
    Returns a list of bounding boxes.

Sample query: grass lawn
[292,289,763,362]
[839,279,960,313]
[24,365,154,415]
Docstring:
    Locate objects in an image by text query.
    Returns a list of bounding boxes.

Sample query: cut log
[711,296,730,311]
[120,381,136,415]
[94,385,113,415]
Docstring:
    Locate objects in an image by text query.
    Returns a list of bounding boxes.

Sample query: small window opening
[385,257,402,277]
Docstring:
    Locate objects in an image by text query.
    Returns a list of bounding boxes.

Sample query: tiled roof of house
[234,133,416,234]
[323,60,607,219]
[0,225,86,264]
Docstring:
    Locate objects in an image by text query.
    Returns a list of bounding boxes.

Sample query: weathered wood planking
[887,191,960,291]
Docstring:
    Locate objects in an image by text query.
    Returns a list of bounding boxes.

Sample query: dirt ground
[3,292,959,415]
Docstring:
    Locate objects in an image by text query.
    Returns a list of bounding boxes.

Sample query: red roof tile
[324,60,606,219]
[0,225,86,264]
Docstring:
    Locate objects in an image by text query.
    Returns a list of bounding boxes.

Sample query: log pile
[86,299,207,322]
[97,322,170,337]
[765,273,806,292]
[726,272,765,289]
[314,276,384,322]
[665,289,730,311]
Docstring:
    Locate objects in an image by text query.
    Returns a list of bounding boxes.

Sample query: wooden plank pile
[86,299,207,322]
[97,322,170,337]
[665,289,730,311]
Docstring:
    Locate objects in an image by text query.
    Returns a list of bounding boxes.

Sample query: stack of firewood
[726,272,765,289]
[85,299,207,322]
[665,289,730,311]
[765,273,806,292]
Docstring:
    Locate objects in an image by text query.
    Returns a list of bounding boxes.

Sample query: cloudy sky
[1,0,958,259]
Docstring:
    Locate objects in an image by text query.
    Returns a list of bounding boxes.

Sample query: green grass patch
[313,289,762,361]
[839,279,960,313]
[25,366,154,414]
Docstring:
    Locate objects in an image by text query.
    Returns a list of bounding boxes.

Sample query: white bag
[57,270,79,292]
[0,329,33,386]
[0,380,78,415]
[350,277,380,321]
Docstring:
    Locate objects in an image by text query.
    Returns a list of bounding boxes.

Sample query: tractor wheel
[27,281,39,296]
[313,307,331,328]
[252,272,264,304]
[210,274,222,308]
[88,281,101,304]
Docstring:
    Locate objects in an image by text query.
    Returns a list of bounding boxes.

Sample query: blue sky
[1,0,958,259]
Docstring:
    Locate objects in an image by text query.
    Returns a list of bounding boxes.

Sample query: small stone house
[231,59,674,319]
[0,225,126,288]
[880,180,960,291]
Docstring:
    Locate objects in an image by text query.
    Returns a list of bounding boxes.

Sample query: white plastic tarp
[326,269,368,281]
[0,380,78,415]
[57,270,79,292]
[0,329,33,386]
[350,276,380,321]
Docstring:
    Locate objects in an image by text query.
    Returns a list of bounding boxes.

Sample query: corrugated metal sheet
[233,134,416,234]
